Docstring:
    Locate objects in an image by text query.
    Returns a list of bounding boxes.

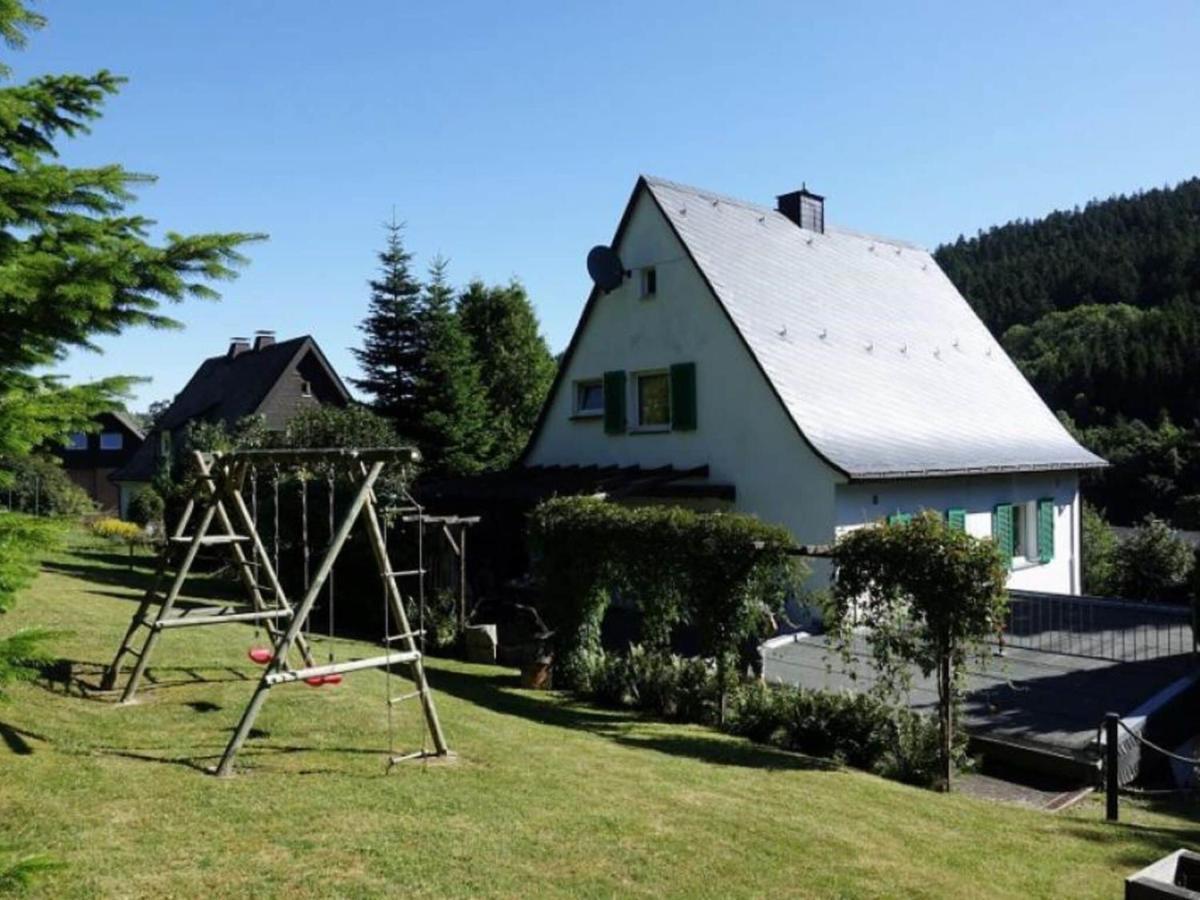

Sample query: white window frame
[632,369,671,431]
[99,432,123,451]
[300,380,313,397]
[66,432,88,451]
[572,379,603,418]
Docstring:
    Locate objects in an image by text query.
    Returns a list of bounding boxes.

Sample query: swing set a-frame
[102,447,450,776]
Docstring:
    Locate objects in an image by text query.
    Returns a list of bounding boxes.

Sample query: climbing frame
[104,447,450,776]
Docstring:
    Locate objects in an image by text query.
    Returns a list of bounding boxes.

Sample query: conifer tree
[350,220,425,440]
[0,2,260,694]
[457,279,556,467]
[417,258,492,476]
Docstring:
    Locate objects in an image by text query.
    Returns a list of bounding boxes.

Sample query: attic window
[99,432,123,451]
[301,380,312,397]
[640,267,657,298]
[66,432,87,451]
[573,379,603,417]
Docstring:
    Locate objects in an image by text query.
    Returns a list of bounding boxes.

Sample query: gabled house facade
[51,411,145,512]
[111,331,351,516]
[523,176,1106,597]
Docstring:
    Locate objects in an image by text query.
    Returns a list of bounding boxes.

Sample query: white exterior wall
[528,187,1086,597]
[835,471,1082,594]
[526,190,844,581]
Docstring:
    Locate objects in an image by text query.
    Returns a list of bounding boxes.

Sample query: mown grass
[1,532,1198,898]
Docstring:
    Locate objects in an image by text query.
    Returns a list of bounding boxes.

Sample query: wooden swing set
[102,447,450,776]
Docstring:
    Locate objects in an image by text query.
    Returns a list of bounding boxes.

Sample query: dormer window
[640,266,657,298]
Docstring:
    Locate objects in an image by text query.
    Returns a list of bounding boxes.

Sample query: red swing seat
[247,646,273,665]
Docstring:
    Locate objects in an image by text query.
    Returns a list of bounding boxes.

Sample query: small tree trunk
[939,651,953,792]
[717,652,727,726]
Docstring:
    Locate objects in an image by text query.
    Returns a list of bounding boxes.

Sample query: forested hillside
[934,178,1200,526]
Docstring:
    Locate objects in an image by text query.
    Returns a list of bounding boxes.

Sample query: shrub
[726,680,948,787]
[527,496,803,704]
[0,455,92,517]
[1114,515,1194,601]
[127,488,164,529]
[89,517,144,543]
[1082,502,1118,595]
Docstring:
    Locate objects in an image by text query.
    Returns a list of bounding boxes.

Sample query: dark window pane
[638,373,670,426]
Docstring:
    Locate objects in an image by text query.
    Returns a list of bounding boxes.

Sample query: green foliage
[936,180,1200,529]
[587,646,719,723]
[457,279,556,468]
[829,511,1007,789]
[725,681,949,787]
[1113,515,1195,602]
[88,517,143,543]
[126,487,164,529]
[527,497,803,700]
[1081,503,1118,596]
[0,455,92,516]
[282,404,399,450]
[936,178,1200,337]
[0,511,62,699]
[350,220,425,440]
[421,589,461,653]
[0,513,60,614]
[417,258,493,476]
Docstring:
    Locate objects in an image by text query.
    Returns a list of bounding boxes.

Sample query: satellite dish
[587,245,626,293]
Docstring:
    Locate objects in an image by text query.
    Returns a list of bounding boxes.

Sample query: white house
[522,176,1106,595]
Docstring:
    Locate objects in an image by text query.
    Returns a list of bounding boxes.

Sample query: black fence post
[1105,712,1120,822]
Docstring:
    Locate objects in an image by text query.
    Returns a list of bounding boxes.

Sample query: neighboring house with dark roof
[111,331,351,517]
[521,176,1106,598]
[50,411,145,512]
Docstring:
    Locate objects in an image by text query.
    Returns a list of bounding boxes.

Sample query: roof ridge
[642,175,926,252]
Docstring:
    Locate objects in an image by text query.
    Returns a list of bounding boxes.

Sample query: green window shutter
[946,508,966,532]
[670,362,697,431]
[993,503,1014,567]
[887,512,912,525]
[1037,498,1055,563]
[603,370,626,434]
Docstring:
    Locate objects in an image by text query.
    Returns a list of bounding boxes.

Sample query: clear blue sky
[18,1,1200,410]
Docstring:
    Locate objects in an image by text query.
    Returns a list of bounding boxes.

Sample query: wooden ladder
[101,452,313,703]
[213,455,448,775]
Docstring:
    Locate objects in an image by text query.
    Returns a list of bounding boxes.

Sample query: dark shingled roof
[112,335,349,483]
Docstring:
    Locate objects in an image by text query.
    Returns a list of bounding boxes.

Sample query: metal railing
[995,590,1195,663]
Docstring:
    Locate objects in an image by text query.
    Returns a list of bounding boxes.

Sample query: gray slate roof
[643,176,1105,478]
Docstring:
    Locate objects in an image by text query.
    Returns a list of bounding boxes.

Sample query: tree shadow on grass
[41,555,242,604]
[1053,816,1200,871]
[30,659,252,701]
[0,721,49,755]
[427,666,832,773]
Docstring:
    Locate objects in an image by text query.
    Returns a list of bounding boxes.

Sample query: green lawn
[1,533,1197,898]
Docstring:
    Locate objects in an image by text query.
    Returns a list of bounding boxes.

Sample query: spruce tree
[0,1,260,693]
[350,220,425,440]
[457,279,556,468]
[417,257,492,476]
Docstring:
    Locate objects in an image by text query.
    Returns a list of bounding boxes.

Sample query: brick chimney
[253,330,276,351]
[776,185,825,234]
[227,337,250,358]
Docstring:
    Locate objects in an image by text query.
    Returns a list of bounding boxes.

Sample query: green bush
[528,497,803,700]
[1114,515,1194,601]
[0,455,92,517]
[726,680,948,787]
[587,646,720,723]
[1082,503,1118,595]
[127,488,164,529]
